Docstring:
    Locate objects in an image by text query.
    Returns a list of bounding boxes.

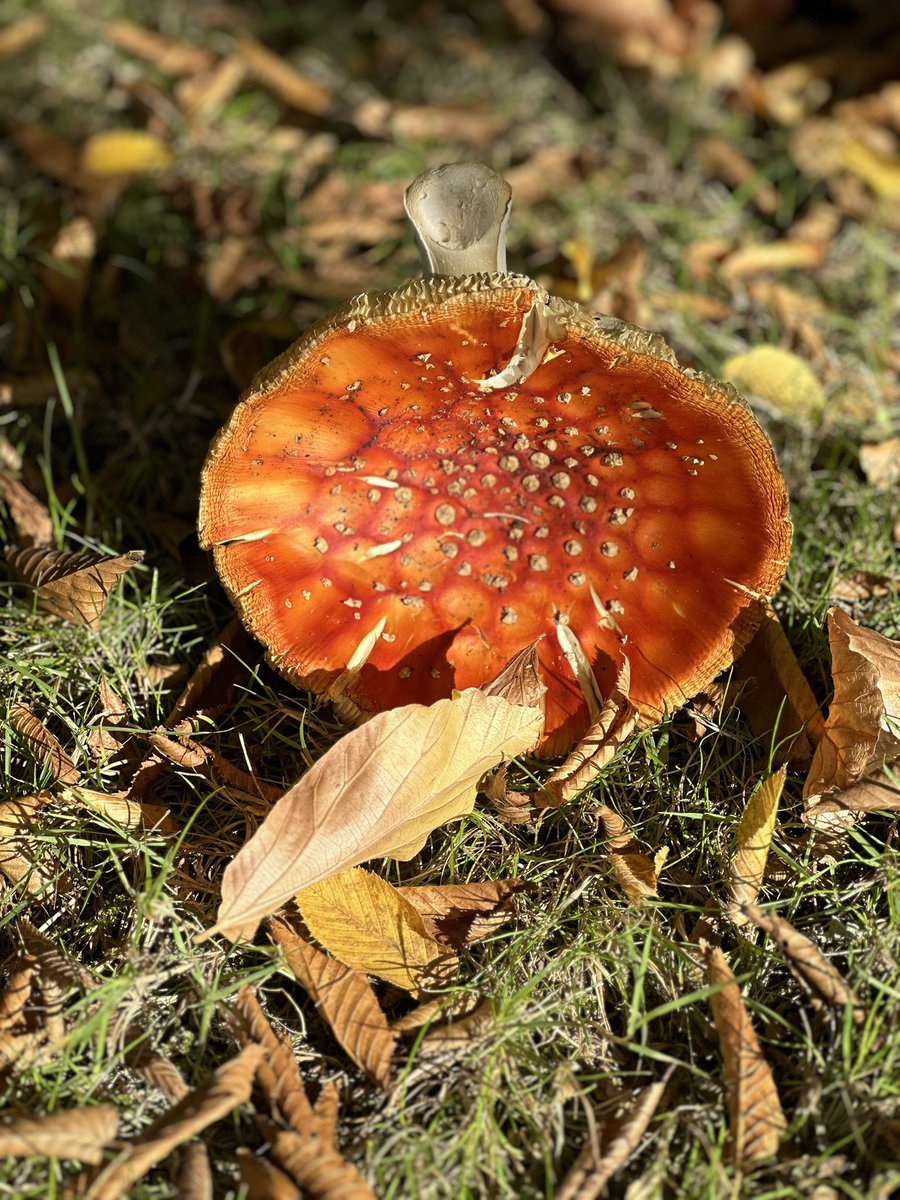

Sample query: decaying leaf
[8,703,80,784]
[0,792,57,894]
[0,15,47,60]
[722,346,826,422]
[82,1044,263,1200]
[296,868,456,996]
[5,546,143,629]
[831,571,899,603]
[173,1141,213,1200]
[720,238,825,279]
[258,1116,377,1200]
[804,609,900,806]
[802,765,900,816]
[85,676,130,761]
[555,1074,671,1200]
[733,602,825,764]
[0,473,52,545]
[80,130,174,177]
[268,913,395,1088]
[167,617,258,724]
[480,640,546,714]
[705,945,787,1165]
[103,19,214,76]
[236,34,331,117]
[727,767,786,923]
[61,786,176,834]
[740,904,865,1024]
[860,438,900,492]
[0,1104,119,1163]
[207,688,543,942]
[231,988,315,1135]
[396,879,530,947]
[237,1149,302,1200]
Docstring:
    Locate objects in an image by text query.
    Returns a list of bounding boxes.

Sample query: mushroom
[199,163,791,756]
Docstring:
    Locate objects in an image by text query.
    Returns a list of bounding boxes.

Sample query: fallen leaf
[231,988,315,1135]
[237,34,331,116]
[555,1073,671,1200]
[268,913,395,1088]
[258,1116,377,1200]
[0,1104,119,1163]
[480,640,546,715]
[207,688,543,942]
[607,847,666,906]
[804,608,900,805]
[860,438,900,492]
[722,345,826,422]
[705,944,787,1165]
[839,141,900,200]
[0,15,47,60]
[0,958,35,1031]
[61,786,176,834]
[104,20,214,76]
[696,137,779,215]
[0,792,58,894]
[720,238,825,279]
[740,904,865,1024]
[801,765,900,815]
[80,130,174,177]
[173,1141,213,1200]
[82,1044,263,1200]
[396,879,529,947]
[8,703,80,784]
[727,767,785,923]
[413,998,494,1059]
[733,602,825,764]
[176,55,247,122]
[5,546,144,629]
[237,1149,302,1200]
[0,473,52,545]
[296,868,456,996]
[830,571,899,603]
[85,677,130,761]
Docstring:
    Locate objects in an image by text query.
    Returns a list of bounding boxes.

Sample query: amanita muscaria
[200,163,791,756]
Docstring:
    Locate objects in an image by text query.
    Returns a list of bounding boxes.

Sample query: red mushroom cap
[200,261,791,755]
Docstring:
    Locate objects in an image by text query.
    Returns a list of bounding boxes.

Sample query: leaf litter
[2,2,899,1196]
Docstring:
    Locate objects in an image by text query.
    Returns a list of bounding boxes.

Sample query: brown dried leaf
[5,547,143,629]
[0,792,56,894]
[296,868,456,997]
[831,571,899,603]
[720,238,825,279]
[480,640,546,715]
[85,677,130,761]
[733,602,825,764]
[176,55,247,122]
[173,1141,213,1200]
[0,1104,119,1162]
[396,879,529,947]
[237,34,331,116]
[231,987,314,1135]
[727,767,785,923]
[804,608,900,804]
[802,764,900,815]
[61,786,177,834]
[415,998,494,1059]
[0,958,36,1031]
[207,689,543,943]
[82,1044,263,1200]
[237,1149,302,1199]
[696,137,779,215]
[104,20,214,76]
[261,1118,377,1200]
[555,1074,671,1200]
[0,474,52,546]
[9,703,80,785]
[705,945,787,1165]
[740,904,865,1024]
[0,15,46,60]
[608,847,666,906]
[268,913,395,1087]
[860,438,900,492]
[167,616,258,724]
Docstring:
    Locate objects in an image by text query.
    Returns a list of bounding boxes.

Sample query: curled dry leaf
[830,571,899,603]
[296,868,456,997]
[802,765,900,816]
[0,792,60,895]
[267,913,395,1089]
[62,786,176,834]
[0,1104,119,1163]
[103,20,214,76]
[396,879,530,948]
[0,472,52,545]
[804,608,900,806]
[740,904,865,1025]
[8,703,80,785]
[207,688,543,943]
[258,1116,377,1200]
[237,1149,302,1200]
[173,1141,213,1200]
[85,676,130,761]
[231,987,315,1135]
[733,602,825,765]
[705,945,787,1165]
[727,767,786,924]
[555,1073,671,1200]
[82,1044,263,1200]
[5,546,143,629]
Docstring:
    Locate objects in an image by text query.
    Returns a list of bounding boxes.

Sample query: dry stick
[555,1072,672,1200]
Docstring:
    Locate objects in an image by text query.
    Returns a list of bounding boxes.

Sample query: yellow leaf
[839,141,900,200]
[723,345,825,421]
[727,766,785,922]
[207,688,543,943]
[80,130,174,177]
[296,868,455,996]
[705,945,787,1165]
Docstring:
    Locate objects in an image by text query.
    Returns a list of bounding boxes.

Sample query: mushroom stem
[404,162,512,277]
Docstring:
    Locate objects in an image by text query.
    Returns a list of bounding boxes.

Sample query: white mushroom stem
[404,162,512,277]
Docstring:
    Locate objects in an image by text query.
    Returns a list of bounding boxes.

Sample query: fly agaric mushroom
[199,163,791,756]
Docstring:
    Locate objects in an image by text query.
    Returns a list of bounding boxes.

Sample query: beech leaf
[727,767,785,923]
[0,473,53,546]
[296,868,456,996]
[705,945,787,1165]
[396,879,529,947]
[5,546,143,629]
[804,608,900,805]
[9,702,80,784]
[0,1104,119,1163]
[267,914,395,1088]
[207,688,543,942]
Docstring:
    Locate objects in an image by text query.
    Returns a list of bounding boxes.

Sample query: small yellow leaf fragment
[839,141,900,200]
[705,945,787,1165]
[80,130,174,177]
[723,345,825,421]
[296,868,456,997]
[727,766,785,923]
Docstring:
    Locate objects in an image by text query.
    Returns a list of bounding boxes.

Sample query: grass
[2,1,900,1197]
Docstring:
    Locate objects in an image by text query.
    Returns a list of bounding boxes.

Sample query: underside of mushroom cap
[200,274,791,757]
